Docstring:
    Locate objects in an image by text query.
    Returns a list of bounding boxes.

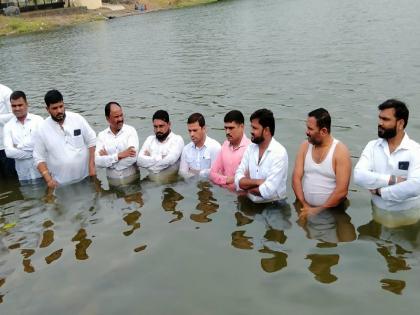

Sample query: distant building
[68,0,102,10]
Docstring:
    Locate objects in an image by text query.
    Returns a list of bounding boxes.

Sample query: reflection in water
[190,181,219,223]
[357,219,420,295]
[232,196,291,273]
[162,187,184,223]
[380,279,406,295]
[123,211,141,236]
[45,248,63,264]
[294,202,356,284]
[295,201,356,244]
[306,254,339,284]
[72,229,92,261]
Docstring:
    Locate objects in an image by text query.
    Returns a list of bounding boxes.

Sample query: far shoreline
[0,0,219,37]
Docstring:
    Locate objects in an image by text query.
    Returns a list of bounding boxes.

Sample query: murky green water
[2,0,420,313]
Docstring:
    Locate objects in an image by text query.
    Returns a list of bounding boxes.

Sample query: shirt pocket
[201,152,211,169]
[71,134,85,149]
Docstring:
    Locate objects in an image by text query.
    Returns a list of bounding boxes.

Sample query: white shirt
[137,131,184,174]
[0,84,13,150]
[33,111,96,185]
[354,133,420,211]
[179,135,221,178]
[95,124,139,179]
[3,113,44,181]
[235,137,288,203]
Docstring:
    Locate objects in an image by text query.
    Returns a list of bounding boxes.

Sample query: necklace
[312,138,333,164]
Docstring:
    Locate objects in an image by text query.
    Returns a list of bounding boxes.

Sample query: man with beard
[96,102,139,185]
[354,99,420,211]
[179,112,220,178]
[235,109,288,203]
[210,110,251,190]
[137,110,184,175]
[292,108,351,220]
[33,89,96,188]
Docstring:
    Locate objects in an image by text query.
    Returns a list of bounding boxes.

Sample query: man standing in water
[0,83,17,179]
[33,89,96,188]
[95,102,139,185]
[210,110,251,190]
[354,99,420,211]
[179,113,221,178]
[3,91,44,183]
[235,108,288,203]
[137,110,184,175]
[292,108,351,219]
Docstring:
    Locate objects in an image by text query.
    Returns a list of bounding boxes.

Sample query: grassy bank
[0,0,218,37]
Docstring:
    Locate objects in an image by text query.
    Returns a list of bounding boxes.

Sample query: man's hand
[248,187,261,196]
[189,168,200,175]
[99,148,108,156]
[143,150,150,156]
[46,178,59,189]
[226,176,234,185]
[118,146,137,160]
[89,163,96,177]
[298,205,323,223]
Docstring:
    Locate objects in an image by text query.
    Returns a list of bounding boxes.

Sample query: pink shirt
[210,134,251,189]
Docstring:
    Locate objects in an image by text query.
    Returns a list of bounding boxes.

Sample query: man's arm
[154,136,185,170]
[137,137,159,168]
[3,123,33,159]
[257,149,288,199]
[88,146,96,176]
[210,149,229,185]
[292,141,310,207]
[178,146,192,178]
[37,161,58,188]
[354,141,390,189]
[380,147,420,201]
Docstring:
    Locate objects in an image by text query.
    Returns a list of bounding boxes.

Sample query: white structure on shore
[68,0,103,10]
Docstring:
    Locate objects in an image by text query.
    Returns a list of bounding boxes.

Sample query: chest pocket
[201,152,211,169]
[71,134,84,149]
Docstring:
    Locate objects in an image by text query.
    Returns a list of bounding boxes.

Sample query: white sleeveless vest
[302,138,339,206]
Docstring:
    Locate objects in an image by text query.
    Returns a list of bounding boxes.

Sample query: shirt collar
[379,133,411,151]
[106,124,125,136]
[15,113,32,124]
[194,134,209,149]
[229,133,250,150]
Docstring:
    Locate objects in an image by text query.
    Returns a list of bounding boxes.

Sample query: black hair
[224,110,244,125]
[378,99,409,128]
[187,113,205,127]
[105,101,121,117]
[44,89,63,107]
[153,110,170,123]
[250,108,275,136]
[10,90,27,103]
[308,108,331,133]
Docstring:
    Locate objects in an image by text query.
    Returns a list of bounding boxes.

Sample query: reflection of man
[210,110,251,190]
[179,113,221,178]
[354,99,420,211]
[292,108,351,219]
[4,91,44,183]
[235,109,288,203]
[137,110,184,174]
[0,83,17,179]
[33,90,96,188]
[95,102,139,185]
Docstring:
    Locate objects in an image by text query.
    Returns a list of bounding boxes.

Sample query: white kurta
[0,84,13,150]
[33,111,96,185]
[137,132,184,174]
[95,124,139,179]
